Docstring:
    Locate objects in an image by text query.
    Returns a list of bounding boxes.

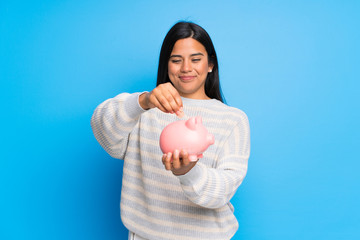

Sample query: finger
[175,107,184,118]
[180,150,190,166]
[153,98,168,113]
[148,93,168,113]
[163,83,183,114]
[166,86,183,113]
[172,149,181,169]
[164,152,173,170]
[162,153,167,165]
[150,89,174,113]
[154,83,183,115]
[150,87,173,113]
[166,94,181,114]
[167,86,183,110]
[157,94,178,114]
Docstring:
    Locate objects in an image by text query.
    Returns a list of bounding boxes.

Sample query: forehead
[171,38,207,56]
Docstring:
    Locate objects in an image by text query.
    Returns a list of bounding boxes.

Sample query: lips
[179,76,195,81]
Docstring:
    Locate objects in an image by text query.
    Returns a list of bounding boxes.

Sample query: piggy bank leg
[189,155,198,162]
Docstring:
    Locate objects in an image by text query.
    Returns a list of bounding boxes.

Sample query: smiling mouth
[179,76,195,81]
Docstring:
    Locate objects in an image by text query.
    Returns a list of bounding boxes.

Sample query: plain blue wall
[1,0,359,239]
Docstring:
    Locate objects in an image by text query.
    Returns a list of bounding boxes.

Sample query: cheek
[168,66,173,74]
[168,65,179,79]
[167,65,175,81]
[198,63,210,74]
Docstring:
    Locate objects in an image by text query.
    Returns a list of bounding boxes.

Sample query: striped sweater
[91,92,250,240]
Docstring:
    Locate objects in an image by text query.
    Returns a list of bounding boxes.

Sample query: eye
[171,59,181,63]
[192,58,201,62]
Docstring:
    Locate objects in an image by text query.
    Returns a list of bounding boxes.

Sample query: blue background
[1,0,359,239]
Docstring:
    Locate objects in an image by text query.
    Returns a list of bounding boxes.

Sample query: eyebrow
[169,53,204,58]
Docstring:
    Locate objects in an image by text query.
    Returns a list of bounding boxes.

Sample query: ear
[208,63,214,73]
[185,117,197,130]
[195,116,202,124]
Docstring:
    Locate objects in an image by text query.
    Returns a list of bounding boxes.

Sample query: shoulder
[209,100,249,125]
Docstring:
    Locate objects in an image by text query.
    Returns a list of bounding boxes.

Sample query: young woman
[91,21,250,240]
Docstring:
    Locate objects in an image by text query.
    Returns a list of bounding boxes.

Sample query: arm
[177,115,250,209]
[91,83,183,159]
[90,92,147,159]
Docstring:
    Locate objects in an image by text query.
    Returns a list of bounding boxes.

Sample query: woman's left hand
[162,149,198,176]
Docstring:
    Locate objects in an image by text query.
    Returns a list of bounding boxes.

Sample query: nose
[181,59,192,72]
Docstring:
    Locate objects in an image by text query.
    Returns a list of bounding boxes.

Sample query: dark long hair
[157,21,225,103]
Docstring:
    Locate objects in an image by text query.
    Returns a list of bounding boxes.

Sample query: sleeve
[90,92,147,159]
[177,113,250,209]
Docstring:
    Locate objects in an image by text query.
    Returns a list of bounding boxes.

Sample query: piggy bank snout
[207,134,215,145]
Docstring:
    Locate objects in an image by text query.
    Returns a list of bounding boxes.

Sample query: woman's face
[168,38,213,99]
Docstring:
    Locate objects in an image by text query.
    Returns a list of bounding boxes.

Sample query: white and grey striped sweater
[91,92,250,240]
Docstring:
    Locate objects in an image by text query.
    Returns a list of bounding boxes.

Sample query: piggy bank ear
[185,117,197,130]
[195,116,202,124]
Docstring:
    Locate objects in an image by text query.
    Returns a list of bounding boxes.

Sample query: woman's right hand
[139,82,184,117]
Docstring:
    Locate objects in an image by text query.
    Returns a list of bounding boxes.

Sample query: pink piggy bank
[159,116,215,162]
